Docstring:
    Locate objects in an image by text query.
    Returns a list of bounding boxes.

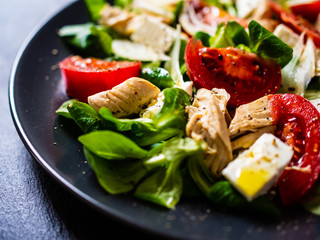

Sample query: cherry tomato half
[290,1,320,23]
[268,94,320,205]
[269,0,320,48]
[59,56,141,102]
[185,37,281,108]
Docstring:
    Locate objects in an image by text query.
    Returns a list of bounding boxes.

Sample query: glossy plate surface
[9,1,320,239]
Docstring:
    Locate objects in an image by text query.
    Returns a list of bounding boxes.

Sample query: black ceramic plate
[9,1,320,239]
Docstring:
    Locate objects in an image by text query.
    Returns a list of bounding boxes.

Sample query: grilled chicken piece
[210,88,232,125]
[131,0,177,24]
[229,96,274,139]
[88,77,160,118]
[186,88,232,177]
[99,4,141,35]
[231,125,276,151]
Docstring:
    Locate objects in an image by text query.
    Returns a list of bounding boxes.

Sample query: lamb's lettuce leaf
[208,181,280,218]
[248,20,293,68]
[79,131,148,160]
[84,147,148,194]
[99,107,180,146]
[134,166,183,209]
[153,88,191,129]
[194,31,211,47]
[135,138,202,208]
[114,0,133,9]
[196,20,293,68]
[171,0,184,27]
[56,99,75,119]
[66,100,104,133]
[301,180,320,215]
[210,21,249,48]
[58,23,113,58]
[99,107,155,132]
[187,149,215,195]
[140,67,175,90]
[84,0,106,22]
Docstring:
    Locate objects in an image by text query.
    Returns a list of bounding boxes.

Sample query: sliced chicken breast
[88,77,160,118]
[186,88,232,177]
[229,96,274,139]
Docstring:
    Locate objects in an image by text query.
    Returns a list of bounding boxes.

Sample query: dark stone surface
[2,1,320,240]
[0,1,162,239]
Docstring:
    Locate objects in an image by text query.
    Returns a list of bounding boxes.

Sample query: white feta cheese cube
[222,133,294,201]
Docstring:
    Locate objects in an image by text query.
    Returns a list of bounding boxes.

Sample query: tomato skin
[269,0,320,48]
[59,56,141,102]
[290,1,320,23]
[185,37,281,108]
[268,94,320,205]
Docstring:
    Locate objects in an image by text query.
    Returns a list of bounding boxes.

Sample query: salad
[56,0,320,217]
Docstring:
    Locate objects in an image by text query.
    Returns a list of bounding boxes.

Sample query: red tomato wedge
[268,0,320,48]
[185,37,281,108]
[268,94,320,205]
[59,56,141,102]
[290,1,320,23]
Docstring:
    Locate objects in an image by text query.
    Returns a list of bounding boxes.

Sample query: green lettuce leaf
[302,181,320,215]
[84,0,106,22]
[67,101,104,133]
[58,23,113,58]
[84,147,148,194]
[79,130,148,160]
[153,87,191,129]
[248,20,293,68]
[56,99,75,119]
[99,107,180,147]
[208,181,280,218]
[196,20,293,68]
[135,138,202,209]
[140,67,175,90]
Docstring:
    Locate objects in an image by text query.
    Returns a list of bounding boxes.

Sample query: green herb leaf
[135,138,201,208]
[302,181,320,215]
[134,167,183,209]
[114,0,133,8]
[208,181,280,218]
[67,101,104,133]
[187,150,215,195]
[84,147,148,194]
[99,107,154,132]
[58,23,113,58]
[248,20,293,68]
[99,107,178,147]
[84,0,106,22]
[194,31,211,47]
[79,130,148,160]
[171,0,184,27]
[153,88,191,130]
[209,23,235,48]
[140,67,175,90]
[56,99,75,119]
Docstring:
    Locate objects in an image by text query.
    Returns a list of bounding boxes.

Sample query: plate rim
[8,1,320,239]
[7,1,171,238]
